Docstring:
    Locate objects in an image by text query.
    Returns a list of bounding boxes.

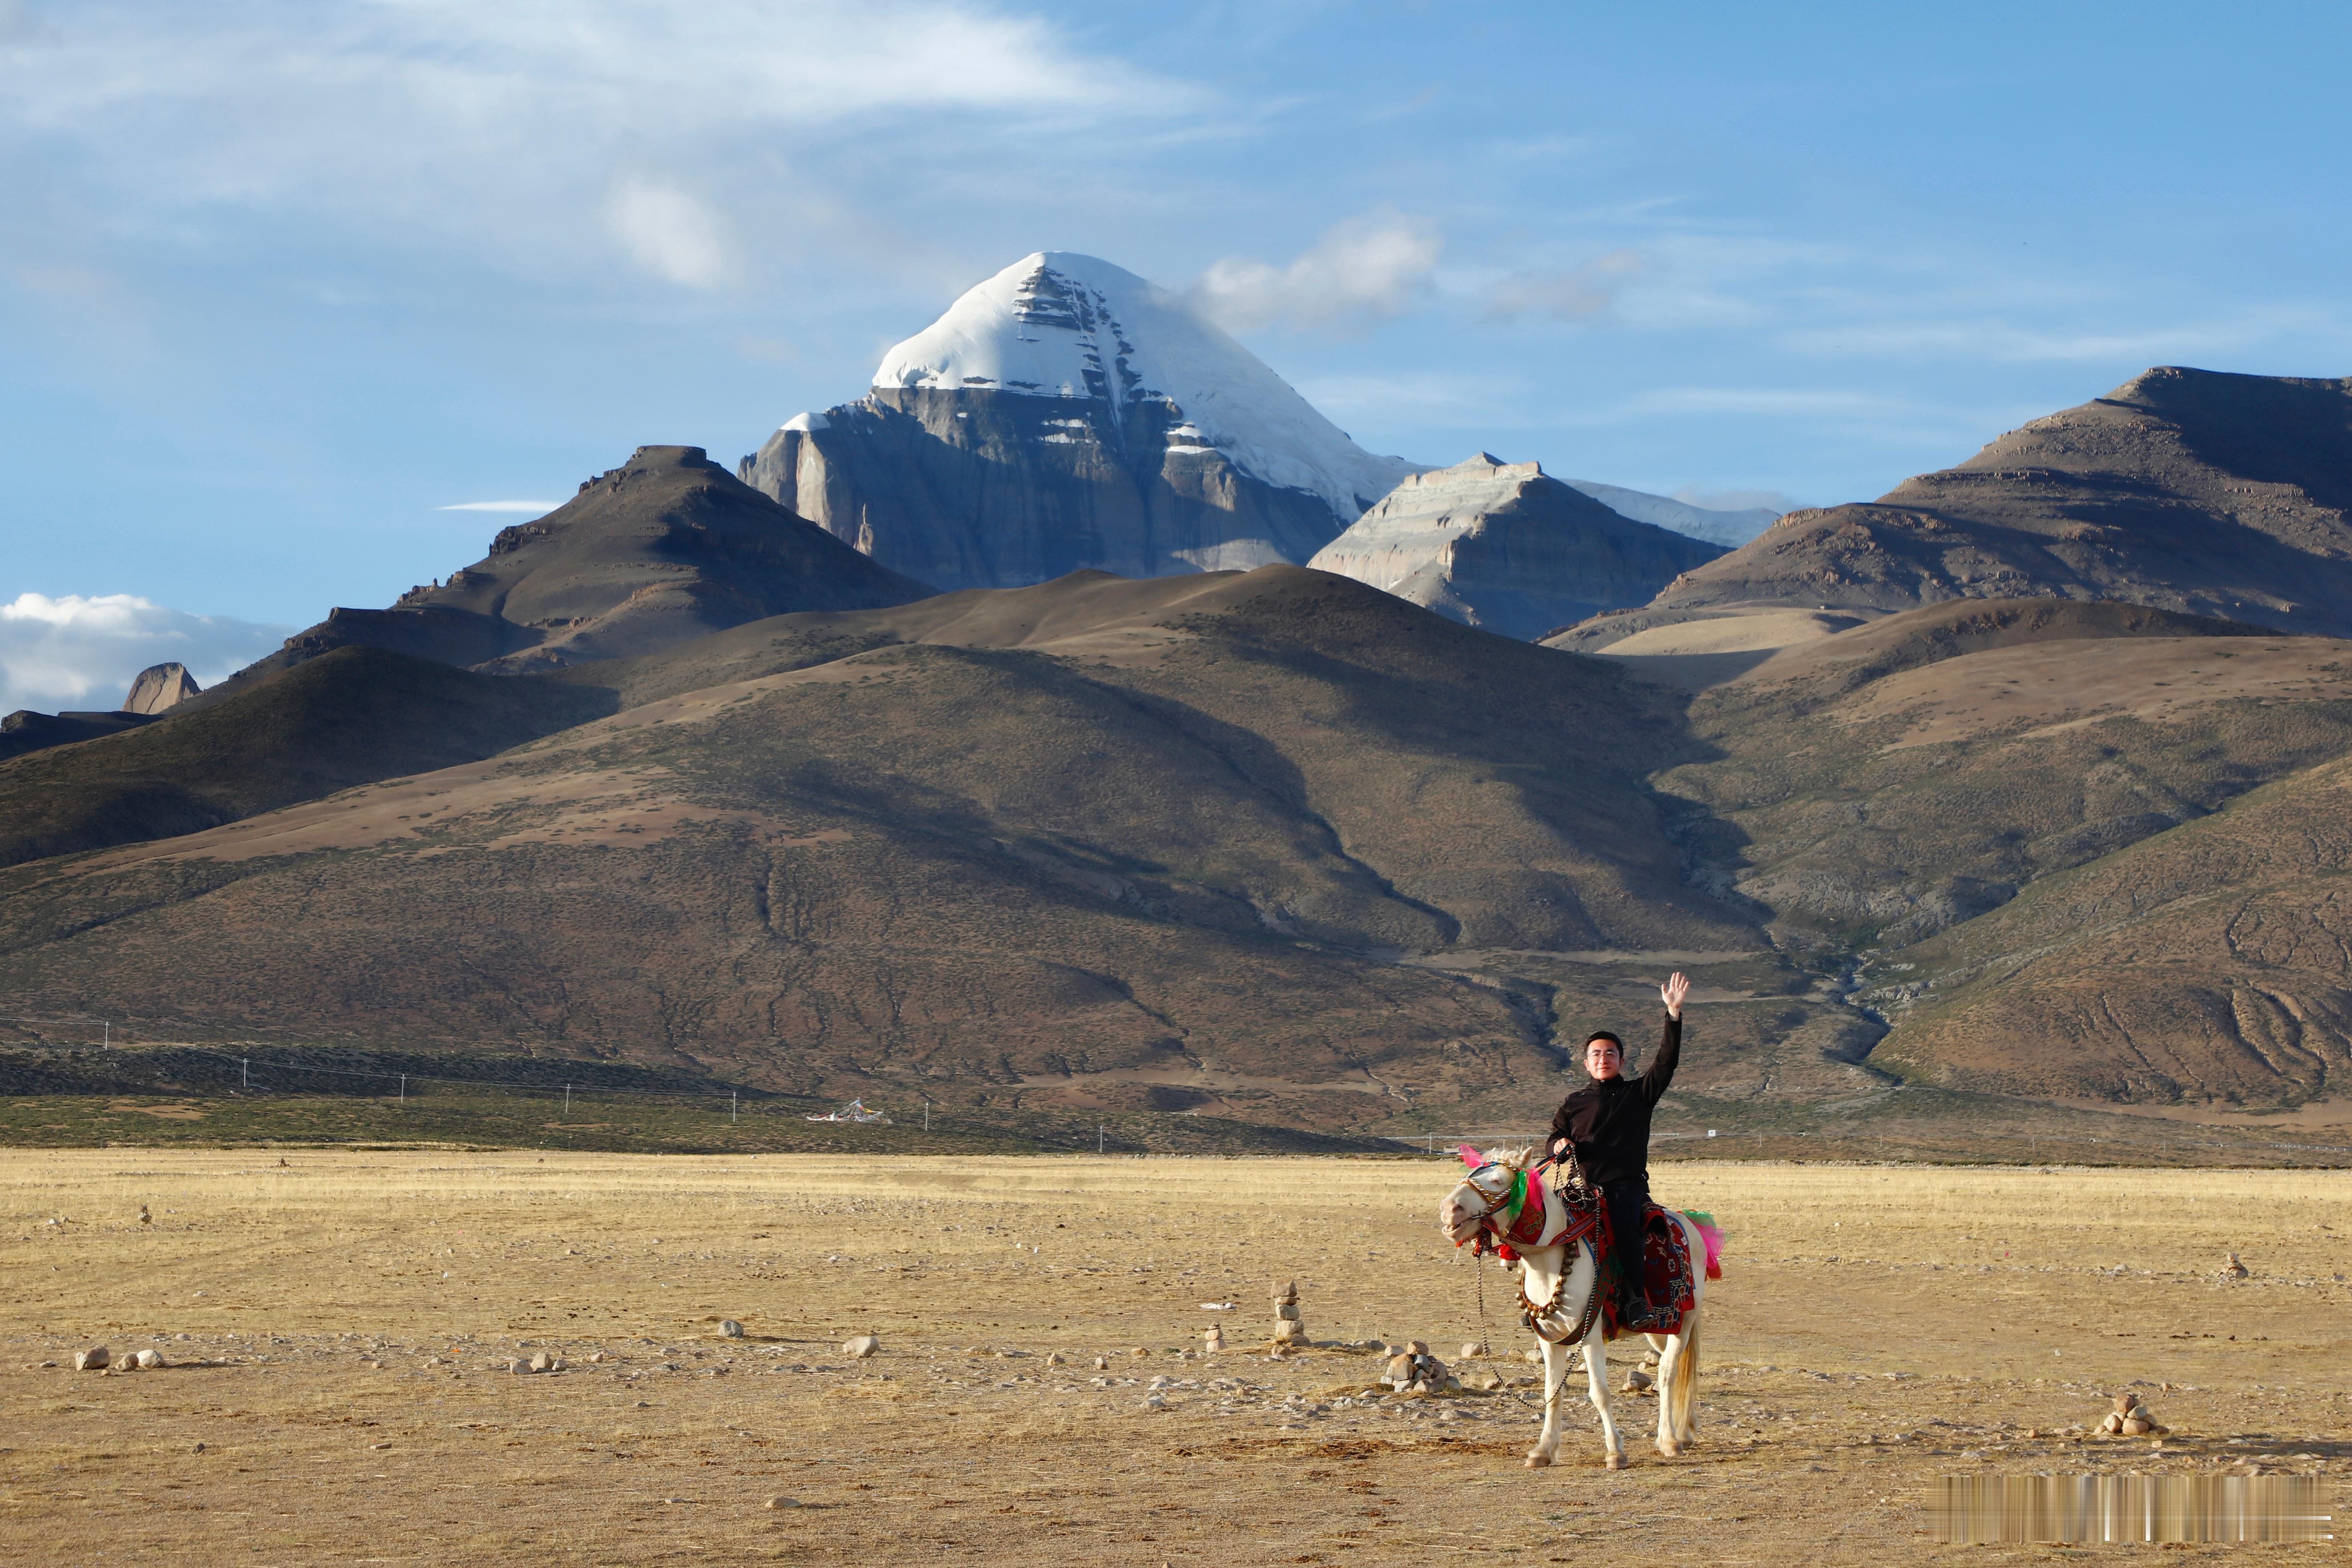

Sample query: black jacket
[1548,1013,1681,1188]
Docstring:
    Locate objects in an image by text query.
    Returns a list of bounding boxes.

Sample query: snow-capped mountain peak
[874,252,1418,519]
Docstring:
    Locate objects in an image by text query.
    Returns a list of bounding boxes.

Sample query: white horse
[1438,1147,1714,1471]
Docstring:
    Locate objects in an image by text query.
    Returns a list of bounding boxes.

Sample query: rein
[1454,1155,1599,1420]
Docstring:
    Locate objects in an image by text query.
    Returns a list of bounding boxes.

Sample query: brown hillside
[0,567,1760,1132]
[1659,613,2352,952]
[1867,746,2352,1106]
[1628,367,2352,636]
[208,446,934,693]
[0,648,610,869]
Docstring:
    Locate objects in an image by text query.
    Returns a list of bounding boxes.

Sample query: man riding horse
[1545,970,1690,1318]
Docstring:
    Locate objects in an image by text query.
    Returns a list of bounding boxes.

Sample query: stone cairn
[2099,1391,2168,1437]
[2221,1252,2250,1280]
[1273,1281,1306,1347]
[1380,1341,1458,1394]
[1203,1323,1224,1354]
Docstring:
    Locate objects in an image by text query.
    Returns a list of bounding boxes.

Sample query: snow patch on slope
[875,252,1420,520]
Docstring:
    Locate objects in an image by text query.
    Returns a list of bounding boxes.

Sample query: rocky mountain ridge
[1578,367,2352,644]
[7,362,2352,1134]
[208,446,932,695]
[1307,453,1727,638]
[739,253,1421,590]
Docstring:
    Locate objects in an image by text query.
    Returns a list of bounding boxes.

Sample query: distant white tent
[805,1099,891,1125]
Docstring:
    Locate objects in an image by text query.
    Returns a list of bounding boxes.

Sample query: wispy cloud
[1483,248,1642,322]
[1621,387,1889,417]
[1775,308,2352,364]
[0,592,290,711]
[1189,209,1443,336]
[0,1,1196,289]
[438,501,562,514]
[604,177,740,291]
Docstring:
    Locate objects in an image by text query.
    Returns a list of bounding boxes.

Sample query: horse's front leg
[1583,1327,1624,1470]
[1525,1337,1569,1469]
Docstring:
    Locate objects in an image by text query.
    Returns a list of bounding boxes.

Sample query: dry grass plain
[1,1150,2345,1565]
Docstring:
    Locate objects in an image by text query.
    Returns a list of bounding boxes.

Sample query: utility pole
[922,1097,930,1132]
[399,1073,407,1107]
[240,1057,249,1091]
[1097,1123,1105,1155]
[731,1091,738,1125]
[564,1083,572,1115]
[103,1022,109,1050]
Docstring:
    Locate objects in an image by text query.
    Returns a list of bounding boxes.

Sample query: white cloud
[0,1,1193,285]
[0,592,291,713]
[438,500,562,514]
[604,177,739,289]
[1190,209,1443,335]
[1483,248,1641,322]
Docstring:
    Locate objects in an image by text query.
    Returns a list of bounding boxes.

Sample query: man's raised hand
[1661,971,1691,1019]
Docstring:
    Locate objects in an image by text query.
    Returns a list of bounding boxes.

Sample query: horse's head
[1438,1144,1535,1247]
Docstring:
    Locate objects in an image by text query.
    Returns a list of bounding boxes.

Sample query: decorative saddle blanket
[1600,1205,1724,1339]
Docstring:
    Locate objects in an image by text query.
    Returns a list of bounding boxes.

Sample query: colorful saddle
[1600,1203,1721,1339]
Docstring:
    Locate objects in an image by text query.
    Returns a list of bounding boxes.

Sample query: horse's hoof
[1524,1453,1552,1469]
[1657,1439,1681,1458]
[1605,1454,1625,1471]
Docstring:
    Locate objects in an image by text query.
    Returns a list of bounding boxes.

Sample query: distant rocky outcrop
[1604,367,2352,638]
[0,708,154,764]
[123,663,202,714]
[739,253,1420,591]
[214,446,934,689]
[1306,454,1727,639]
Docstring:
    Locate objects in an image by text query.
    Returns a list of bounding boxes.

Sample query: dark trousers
[1600,1180,1651,1305]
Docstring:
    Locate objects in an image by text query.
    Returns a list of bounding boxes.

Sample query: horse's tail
[1669,1296,1701,1438]
[1682,1209,1725,1281]
[1671,1211,1709,1441]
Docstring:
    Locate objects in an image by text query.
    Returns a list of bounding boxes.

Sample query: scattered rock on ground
[73,1347,109,1372]
[844,1335,880,1358]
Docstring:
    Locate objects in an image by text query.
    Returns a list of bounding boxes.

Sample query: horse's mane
[1481,1145,1539,1171]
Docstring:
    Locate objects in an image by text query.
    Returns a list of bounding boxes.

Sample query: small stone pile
[2099,1391,2168,1437]
[1380,1341,1457,1393]
[1273,1281,1306,1346]
[2221,1252,2250,1280]
[1203,1324,1224,1353]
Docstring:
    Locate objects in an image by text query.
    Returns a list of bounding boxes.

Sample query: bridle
[1454,1165,1520,1231]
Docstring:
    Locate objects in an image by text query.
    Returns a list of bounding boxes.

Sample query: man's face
[1584,1039,1623,1081]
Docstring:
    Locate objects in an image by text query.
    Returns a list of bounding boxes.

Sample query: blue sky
[4,0,2349,705]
